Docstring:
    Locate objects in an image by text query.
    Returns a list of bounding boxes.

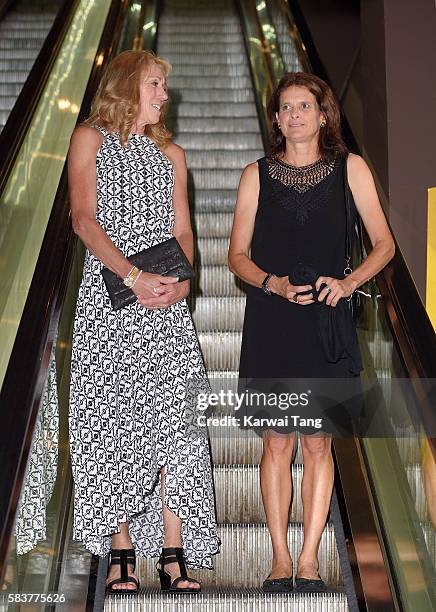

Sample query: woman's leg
[260,430,296,578]
[106,522,139,590]
[160,468,200,589]
[297,434,333,579]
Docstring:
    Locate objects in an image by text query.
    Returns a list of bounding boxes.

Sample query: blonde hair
[85,50,172,148]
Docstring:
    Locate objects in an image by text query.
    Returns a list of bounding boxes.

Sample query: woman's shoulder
[70,123,105,149]
[163,141,185,160]
[346,152,369,174]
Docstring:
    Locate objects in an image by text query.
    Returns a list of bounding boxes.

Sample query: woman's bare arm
[69,125,176,299]
[139,142,193,309]
[316,153,395,306]
[228,162,313,302]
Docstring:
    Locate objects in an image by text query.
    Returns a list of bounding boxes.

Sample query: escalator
[0,1,435,611]
[0,0,61,132]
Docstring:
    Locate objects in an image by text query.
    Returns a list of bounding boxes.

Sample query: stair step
[158,33,244,43]
[0,49,43,59]
[105,589,348,611]
[196,237,230,264]
[192,265,244,296]
[0,83,22,95]
[187,149,261,168]
[136,524,342,587]
[209,425,304,465]
[159,42,246,55]
[198,330,242,370]
[0,59,35,71]
[191,168,242,190]
[193,212,233,237]
[0,30,50,39]
[160,16,238,25]
[0,39,46,50]
[168,54,251,66]
[177,132,262,150]
[190,296,245,331]
[176,117,259,134]
[214,464,304,523]
[159,23,241,34]
[0,70,33,82]
[166,63,250,77]
[170,102,257,120]
[169,75,252,90]
[170,88,255,103]
[190,189,237,211]
[0,21,52,31]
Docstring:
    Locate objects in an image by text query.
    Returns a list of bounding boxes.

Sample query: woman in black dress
[228,73,394,592]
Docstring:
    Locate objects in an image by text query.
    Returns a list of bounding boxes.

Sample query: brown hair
[267,72,348,162]
[85,50,172,148]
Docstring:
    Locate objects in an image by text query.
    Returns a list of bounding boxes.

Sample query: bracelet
[261,273,274,295]
[123,266,141,288]
[131,270,142,288]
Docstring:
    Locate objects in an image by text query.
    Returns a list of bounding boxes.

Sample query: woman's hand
[315,276,357,307]
[135,276,190,310]
[268,275,315,305]
[132,272,178,304]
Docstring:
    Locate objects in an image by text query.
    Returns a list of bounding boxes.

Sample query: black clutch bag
[101,237,195,310]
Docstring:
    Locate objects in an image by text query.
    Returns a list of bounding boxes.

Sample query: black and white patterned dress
[69,127,220,568]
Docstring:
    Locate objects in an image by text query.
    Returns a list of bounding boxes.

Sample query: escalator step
[0,39,48,49]
[168,103,257,119]
[213,464,304,523]
[135,524,342,588]
[186,149,261,167]
[175,117,259,133]
[170,88,255,103]
[176,132,262,149]
[191,265,245,297]
[198,330,242,370]
[159,23,241,34]
[190,296,245,331]
[165,62,250,77]
[159,42,246,54]
[190,188,237,209]
[105,589,348,611]
[193,211,234,236]
[169,75,253,89]
[196,237,233,264]
[0,59,38,70]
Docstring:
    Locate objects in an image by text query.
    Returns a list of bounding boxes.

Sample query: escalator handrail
[0,0,129,579]
[0,0,80,197]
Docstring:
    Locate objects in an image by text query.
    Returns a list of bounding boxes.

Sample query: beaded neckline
[267,155,336,194]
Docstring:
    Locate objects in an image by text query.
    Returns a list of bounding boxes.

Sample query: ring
[325,286,331,294]
[153,286,158,294]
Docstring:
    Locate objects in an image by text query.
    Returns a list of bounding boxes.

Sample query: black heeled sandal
[106,548,140,594]
[156,547,201,593]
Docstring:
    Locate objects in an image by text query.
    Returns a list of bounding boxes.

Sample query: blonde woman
[68,51,219,594]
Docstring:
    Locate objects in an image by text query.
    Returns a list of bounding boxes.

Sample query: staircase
[0,1,58,132]
[105,0,349,608]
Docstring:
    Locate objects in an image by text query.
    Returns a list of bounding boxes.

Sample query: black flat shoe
[157,547,201,593]
[106,548,140,594]
[294,576,327,593]
[262,576,293,593]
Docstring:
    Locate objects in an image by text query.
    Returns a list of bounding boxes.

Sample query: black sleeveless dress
[238,155,362,433]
